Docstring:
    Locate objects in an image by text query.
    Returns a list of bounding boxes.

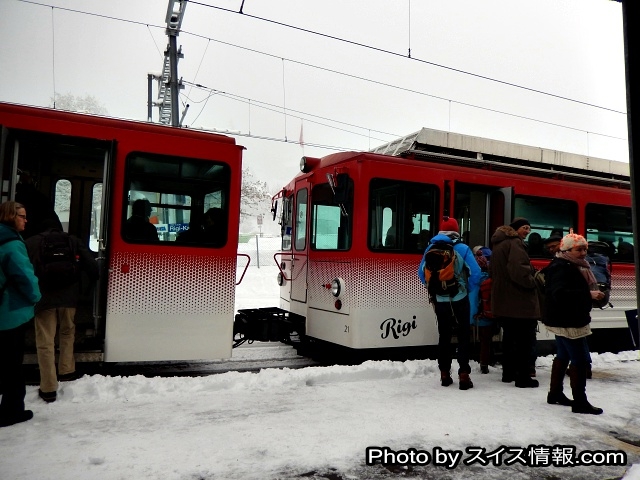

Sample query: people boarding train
[26,219,99,403]
[418,216,481,390]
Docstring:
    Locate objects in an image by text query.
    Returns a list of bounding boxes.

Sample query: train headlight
[330,278,342,297]
[277,272,285,286]
[299,156,320,173]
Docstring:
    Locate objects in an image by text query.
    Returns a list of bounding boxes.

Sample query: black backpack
[423,240,461,299]
[37,230,80,290]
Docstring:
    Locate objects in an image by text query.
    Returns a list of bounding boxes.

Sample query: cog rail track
[23,343,319,385]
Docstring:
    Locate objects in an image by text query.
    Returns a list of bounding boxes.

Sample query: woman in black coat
[543,232,604,415]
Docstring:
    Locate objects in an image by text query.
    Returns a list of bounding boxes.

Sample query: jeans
[555,335,591,367]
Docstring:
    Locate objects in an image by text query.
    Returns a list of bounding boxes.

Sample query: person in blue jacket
[418,216,481,390]
[0,201,42,428]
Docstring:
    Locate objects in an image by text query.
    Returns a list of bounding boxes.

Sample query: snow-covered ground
[1,265,640,480]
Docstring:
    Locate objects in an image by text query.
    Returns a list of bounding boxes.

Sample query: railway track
[23,342,320,385]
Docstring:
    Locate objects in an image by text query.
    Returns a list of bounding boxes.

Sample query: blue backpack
[586,251,612,309]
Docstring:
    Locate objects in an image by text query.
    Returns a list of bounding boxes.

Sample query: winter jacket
[418,233,482,304]
[489,225,540,319]
[543,257,592,329]
[470,271,494,327]
[25,228,99,312]
[0,223,41,330]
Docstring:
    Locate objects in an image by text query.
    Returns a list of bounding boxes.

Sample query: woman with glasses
[0,201,41,427]
[543,231,604,415]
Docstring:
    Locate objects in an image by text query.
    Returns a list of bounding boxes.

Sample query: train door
[290,178,310,307]
[0,127,112,356]
[276,191,294,306]
[454,182,513,247]
[104,147,240,362]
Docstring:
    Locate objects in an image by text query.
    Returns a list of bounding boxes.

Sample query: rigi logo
[380,317,418,339]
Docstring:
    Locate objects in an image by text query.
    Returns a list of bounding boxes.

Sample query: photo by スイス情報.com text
[365,445,627,469]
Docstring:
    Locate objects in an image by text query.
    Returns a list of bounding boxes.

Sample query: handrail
[236,253,251,285]
[274,251,307,281]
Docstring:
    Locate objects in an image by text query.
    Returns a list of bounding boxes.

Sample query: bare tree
[51,93,108,115]
[241,168,271,220]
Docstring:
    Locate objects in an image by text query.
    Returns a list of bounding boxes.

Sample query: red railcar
[0,102,244,362]
[239,129,634,357]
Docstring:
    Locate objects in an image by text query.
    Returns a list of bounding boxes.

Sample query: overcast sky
[0,0,628,190]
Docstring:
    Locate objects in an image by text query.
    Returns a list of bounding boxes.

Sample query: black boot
[515,376,539,388]
[459,372,474,390]
[547,358,573,406]
[569,364,603,415]
[0,410,33,428]
[440,370,453,387]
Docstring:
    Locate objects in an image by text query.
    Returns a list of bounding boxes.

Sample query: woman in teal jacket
[0,201,41,428]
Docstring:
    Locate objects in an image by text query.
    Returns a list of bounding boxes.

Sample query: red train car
[0,102,244,362]
[238,129,634,358]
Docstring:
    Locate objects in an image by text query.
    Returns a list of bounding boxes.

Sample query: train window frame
[90,182,103,252]
[513,195,578,259]
[280,195,293,251]
[310,179,353,251]
[294,188,308,251]
[368,178,438,254]
[585,203,634,263]
[121,152,231,246]
[53,178,71,233]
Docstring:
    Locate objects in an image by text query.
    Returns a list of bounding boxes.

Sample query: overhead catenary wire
[17,0,628,145]
[182,80,396,143]
[188,0,626,116]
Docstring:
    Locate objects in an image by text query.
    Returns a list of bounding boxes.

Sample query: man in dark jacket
[490,217,540,388]
[25,220,99,403]
[123,199,159,242]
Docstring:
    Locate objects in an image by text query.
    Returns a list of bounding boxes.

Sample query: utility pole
[149,0,187,126]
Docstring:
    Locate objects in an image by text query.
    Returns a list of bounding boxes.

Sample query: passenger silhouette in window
[176,207,226,247]
[123,199,159,242]
[617,236,634,261]
[527,232,544,256]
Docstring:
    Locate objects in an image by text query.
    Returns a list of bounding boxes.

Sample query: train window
[369,178,438,253]
[294,188,308,251]
[310,179,353,251]
[122,153,230,246]
[281,195,293,251]
[54,179,71,233]
[90,183,102,252]
[514,195,578,259]
[586,203,633,263]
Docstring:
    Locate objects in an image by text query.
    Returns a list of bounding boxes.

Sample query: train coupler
[233,307,305,347]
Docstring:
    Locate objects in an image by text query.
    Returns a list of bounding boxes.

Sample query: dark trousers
[478,325,494,366]
[434,296,471,375]
[0,323,27,419]
[500,317,538,380]
[555,335,591,367]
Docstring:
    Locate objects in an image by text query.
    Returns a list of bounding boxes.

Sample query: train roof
[370,127,630,184]
[0,101,243,147]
